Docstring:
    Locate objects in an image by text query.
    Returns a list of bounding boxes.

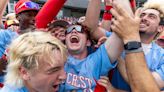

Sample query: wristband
[103,6,113,20]
[103,13,112,20]
[124,41,143,54]
[124,41,141,50]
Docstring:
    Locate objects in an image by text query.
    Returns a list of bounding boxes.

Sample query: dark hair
[48,24,66,32]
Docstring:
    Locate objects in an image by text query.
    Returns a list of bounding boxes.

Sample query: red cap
[15,0,40,14]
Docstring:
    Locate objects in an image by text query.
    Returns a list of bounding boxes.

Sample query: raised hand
[110,1,141,44]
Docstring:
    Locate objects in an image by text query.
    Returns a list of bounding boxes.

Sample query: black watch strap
[124,41,142,50]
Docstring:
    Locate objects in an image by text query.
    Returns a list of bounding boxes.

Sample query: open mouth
[52,84,59,92]
[70,35,79,43]
[157,39,164,46]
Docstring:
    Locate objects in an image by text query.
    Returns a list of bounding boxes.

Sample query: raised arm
[125,53,160,92]
[0,0,9,26]
[117,57,129,83]
[35,0,66,28]
[104,0,133,63]
[83,0,101,31]
[91,0,113,41]
[110,1,160,92]
[118,57,164,90]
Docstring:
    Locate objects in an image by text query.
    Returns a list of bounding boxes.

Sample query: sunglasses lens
[75,26,82,32]
[66,26,74,34]
[66,25,82,34]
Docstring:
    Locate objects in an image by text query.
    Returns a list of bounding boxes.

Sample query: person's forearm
[83,0,101,31]
[100,19,111,31]
[117,57,129,83]
[0,0,9,25]
[105,32,124,63]
[125,52,160,92]
[35,0,66,28]
[152,72,164,89]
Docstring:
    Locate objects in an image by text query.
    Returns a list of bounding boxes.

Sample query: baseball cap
[15,0,40,14]
[48,20,70,29]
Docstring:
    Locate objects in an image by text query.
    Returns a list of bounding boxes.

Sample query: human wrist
[124,40,143,54]
[123,35,141,44]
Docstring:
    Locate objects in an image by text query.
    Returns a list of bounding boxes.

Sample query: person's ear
[19,66,30,80]
[157,25,164,33]
[16,14,20,22]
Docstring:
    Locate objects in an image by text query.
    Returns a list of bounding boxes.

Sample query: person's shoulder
[152,42,164,52]
[0,29,18,38]
[0,29,16,34]
[0,85,14,92]
[0,85,27,92]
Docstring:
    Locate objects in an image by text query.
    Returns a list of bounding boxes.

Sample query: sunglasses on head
[16,2,40,12]
[66,25,84,34]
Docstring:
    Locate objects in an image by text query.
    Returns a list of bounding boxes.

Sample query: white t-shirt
[142,43,152,55]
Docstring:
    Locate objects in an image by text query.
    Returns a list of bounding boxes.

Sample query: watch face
[124,41,142,50]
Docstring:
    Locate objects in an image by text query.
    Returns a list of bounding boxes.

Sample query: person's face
[139,9,160,35]
[17,10,37,30]
[50,26,66,42]
[25,50,66,92]
[65,25,88,53]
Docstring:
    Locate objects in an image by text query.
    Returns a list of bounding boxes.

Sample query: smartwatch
[124,41,143,53]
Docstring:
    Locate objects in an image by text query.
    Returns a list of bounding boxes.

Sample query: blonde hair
[4,31,67,88]
[143,0,164,17]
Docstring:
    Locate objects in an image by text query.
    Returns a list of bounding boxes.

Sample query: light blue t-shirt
[0,29,17,85]
[0,29,18,58]
[111,42,164,91]
[59,44,117,92]
[0,76,4,84]
[0,85,28,92]
[106,31,112,37]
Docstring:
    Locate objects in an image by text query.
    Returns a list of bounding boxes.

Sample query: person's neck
[19,27,34,34]
[69,48,88,60]
[24,81,37,92]
[140,33,156,44]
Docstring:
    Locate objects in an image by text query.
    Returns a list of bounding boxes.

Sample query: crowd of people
[0,0,164,92]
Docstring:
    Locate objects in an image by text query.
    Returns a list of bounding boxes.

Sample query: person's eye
[140,13,145,18]
[46,67,61,75]
[149,14,157,19]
